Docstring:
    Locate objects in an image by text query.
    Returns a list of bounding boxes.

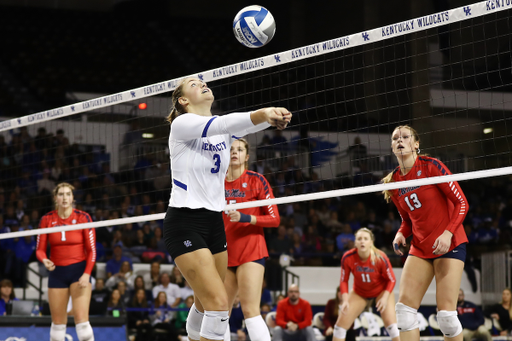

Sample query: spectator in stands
[37,169,55,195]
[90,278,109,315]
[106,242,133,278]
[121,223,137,247]
[106,260,135,290]
[485,288,512,336]
[4,205,19,227]
[180,280,194,301]
[175,295,194,335]
[273,284,316,341]
[268,225,294,255]
[336,224,355,253]
[132,275,153,302]
[261,303,272,325]
[323,287,356,341]
[151,227,166,254]
[14,234,36,287]
[457,288,492,341]
[171,265,185,288]
[326,211,344,234]
[229,294,247,341]
[107,288,125,317]
[132,229,148,248]
[261,278,272,306]
[0,279,17,315]
[150,291,179,340]
[128,288,152,341]
[143,261,161,290]
[152,272,181,308]
[19,214,32,231]
[116,281,131,306]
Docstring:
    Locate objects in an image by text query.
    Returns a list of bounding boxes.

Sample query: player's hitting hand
[78,273,90,289]
[43,258,55,271]
[432,230,453,255]
[392,232,406,256]
[228,210,241,222]
[264,107,292,130]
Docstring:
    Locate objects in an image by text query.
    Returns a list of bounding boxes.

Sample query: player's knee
[200,310,229,340]
[186,303,204,341]
[50,323,67,341]
[333,325,347,339]
[76,321,94,341]
[386,323,400,339]
[437,310,463,338]
[396,302,418,331]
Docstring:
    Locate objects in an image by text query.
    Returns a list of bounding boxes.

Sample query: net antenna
[1,0,512,239]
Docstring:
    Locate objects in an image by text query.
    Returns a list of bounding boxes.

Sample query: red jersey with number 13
[224,170,280,267]
[390,156,468,259]
[36,209,96,275]
[340,248,396,298]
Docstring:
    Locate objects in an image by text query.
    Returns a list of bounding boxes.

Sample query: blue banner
[0,325,126,341]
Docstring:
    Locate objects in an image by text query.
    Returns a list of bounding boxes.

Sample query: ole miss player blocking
[333,228,399,341]
[223,138,280,341]
[36,183,96,341]
[382,125,468,341]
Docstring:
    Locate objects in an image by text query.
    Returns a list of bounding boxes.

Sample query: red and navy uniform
[390,156,468,259]
[224,170,280,267]
[340,248,396,298]
[36,209,96,275]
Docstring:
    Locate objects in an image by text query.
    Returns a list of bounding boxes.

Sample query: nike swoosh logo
[224,243,227,248]
[221,318,228,322]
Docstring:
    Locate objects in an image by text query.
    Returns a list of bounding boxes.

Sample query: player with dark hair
[223,138,280,341]
[333,228,398,341]
[36,182,96,341]
[163,77,291,341]
[382,125,468,341]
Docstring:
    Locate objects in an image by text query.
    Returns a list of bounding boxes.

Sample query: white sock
[245,315,271,341]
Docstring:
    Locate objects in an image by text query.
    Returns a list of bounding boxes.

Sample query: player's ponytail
[382,172,394,203]
[356,227,381,265]
[166,79,187,125]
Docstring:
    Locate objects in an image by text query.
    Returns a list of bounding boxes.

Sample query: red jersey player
[333,228,399,341]
[382,125,468,341]
[223,138,280,341]
[36,183,96,341]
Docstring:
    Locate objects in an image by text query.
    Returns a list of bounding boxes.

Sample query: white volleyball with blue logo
[233,5,275,48]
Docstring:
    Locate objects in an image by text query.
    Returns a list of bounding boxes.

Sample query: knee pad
[186,303,204,341]
[333,325,347,339]
[245,315,271,341]
[50,323,67,341]
[396,303,419,331]
[386,323,400,339]
[437,310,463,338]
[200,310,229,341]
[76,321,94,341]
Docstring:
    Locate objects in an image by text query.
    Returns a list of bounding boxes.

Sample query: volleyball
[233,5,275,48]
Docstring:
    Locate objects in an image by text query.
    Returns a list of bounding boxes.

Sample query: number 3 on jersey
[211,154,221,173]
[404,193,422,211]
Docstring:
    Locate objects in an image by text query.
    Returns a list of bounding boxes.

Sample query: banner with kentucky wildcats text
[0,326,126,341]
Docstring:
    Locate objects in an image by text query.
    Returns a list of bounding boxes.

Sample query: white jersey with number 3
[168,112,270,212]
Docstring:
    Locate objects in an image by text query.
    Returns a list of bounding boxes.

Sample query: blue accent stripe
[75,210,92,222]
[254,7,268,25]
[247,171,271,196]
[419,156,447,175]
[173,179,187,191]
[202,117,217,138]
[232,135,240,139]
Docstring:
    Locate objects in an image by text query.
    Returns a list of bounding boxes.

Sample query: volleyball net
[1,0,512,241]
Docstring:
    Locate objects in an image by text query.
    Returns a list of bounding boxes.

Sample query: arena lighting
[483,128,493,134]
[142,133,154,138]
[138,102,147,110]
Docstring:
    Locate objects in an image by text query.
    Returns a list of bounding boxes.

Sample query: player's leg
[333,291,368,341]
[433,257,465,341]
[236,260,270,341]
[48,288,70,341]
[70,281,94,341]
[378,290,399,341]
[396,256,435,341]
[175,248,229,341]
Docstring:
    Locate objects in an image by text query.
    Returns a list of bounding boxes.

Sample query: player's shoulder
[40,211,57,225]
[73,209,92,222]
[341,248,358,261]
[245,170,270,185]
[418,156,449,173]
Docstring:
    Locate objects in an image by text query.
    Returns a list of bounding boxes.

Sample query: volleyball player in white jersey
[163,77,291,341]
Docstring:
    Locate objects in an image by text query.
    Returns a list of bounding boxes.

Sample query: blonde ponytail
[166,79,187,124]
[382,171,394,203]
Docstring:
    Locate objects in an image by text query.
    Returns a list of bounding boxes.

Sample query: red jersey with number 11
[36,209,96,275]
[340,248,396,298]
[390,156,468,259]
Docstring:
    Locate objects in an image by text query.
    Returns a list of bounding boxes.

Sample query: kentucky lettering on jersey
[202,141,227,152]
